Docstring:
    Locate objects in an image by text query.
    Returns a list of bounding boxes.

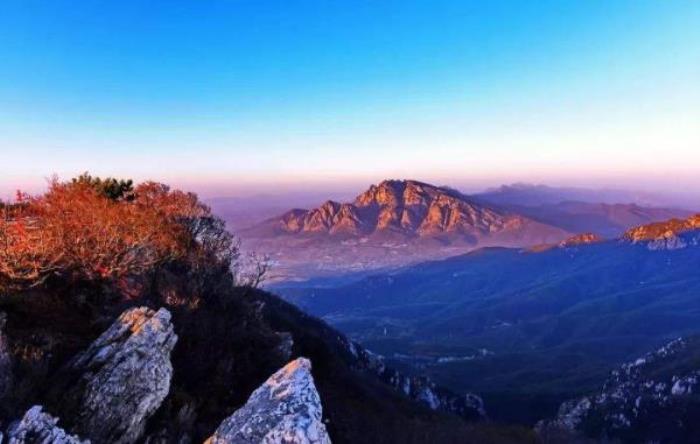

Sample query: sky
[0,0,699,198]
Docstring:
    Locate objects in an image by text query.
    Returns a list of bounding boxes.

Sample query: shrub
[0,176,244,295]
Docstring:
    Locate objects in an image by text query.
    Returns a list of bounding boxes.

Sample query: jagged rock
[66,307,177,444]
[623,214,700,249]
[383,367,485,419]
[559,233,603,248]
[537,397,592,434]
[540,337,700,442]
[255,179,566,241]
[6,406,87,444]
[647,233,687,250]
[346,339,486,420]
[0,312,12,399]
[205,357,331,444]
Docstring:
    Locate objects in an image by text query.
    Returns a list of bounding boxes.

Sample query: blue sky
[0,1,698,197]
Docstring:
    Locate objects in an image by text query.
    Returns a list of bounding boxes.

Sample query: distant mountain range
[207,191,355,231]
[275,214,700,423]
[240,179,692,280]
[489,201,693,239]
[473,183,695,238]
[474,183,698,210]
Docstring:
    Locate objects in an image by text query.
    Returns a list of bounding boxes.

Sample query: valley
[272,213,700,424]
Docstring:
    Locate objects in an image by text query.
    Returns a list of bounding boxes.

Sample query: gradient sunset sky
[1,1,698,197]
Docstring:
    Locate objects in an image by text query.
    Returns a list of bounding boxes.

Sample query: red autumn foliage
[0,177,240,293]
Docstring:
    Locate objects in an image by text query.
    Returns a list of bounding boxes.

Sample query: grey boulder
[205,357,331,444]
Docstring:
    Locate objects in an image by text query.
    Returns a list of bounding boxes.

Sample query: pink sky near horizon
[2,168,699,204]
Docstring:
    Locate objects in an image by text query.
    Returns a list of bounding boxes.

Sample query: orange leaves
[0,205,62,288]
[0,178,232,292]
[38,180,187,281]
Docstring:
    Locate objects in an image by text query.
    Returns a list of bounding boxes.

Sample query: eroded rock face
[67,307,177,444]
[623,214,700,249]
[349,343,486,421]
[272,179,566,241]
[6,406,86,444]
[205,357,331,444]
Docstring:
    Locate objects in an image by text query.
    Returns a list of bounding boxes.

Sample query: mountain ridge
[623,213,700,244]
[474,183,699,210]
[242,180,573,280]
[249,180,568,241]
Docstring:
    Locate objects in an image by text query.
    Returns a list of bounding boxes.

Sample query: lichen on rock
[65,306,177,444]
[205,357,331,444]
[6,406,87,444]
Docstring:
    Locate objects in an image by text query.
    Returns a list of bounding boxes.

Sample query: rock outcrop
[623,214,700,249]
[65,306,177,444]
[558,232,603,248]
[530,232,605,252]
[205,357,331,444]
[346,339,486,420]
[5,406,86,444]
[539,336,700,442]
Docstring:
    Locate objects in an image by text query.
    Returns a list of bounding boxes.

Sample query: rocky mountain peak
[256,179,568,244]
[242,180,571,276]
[353,179,455,208]
[205,357,331,444]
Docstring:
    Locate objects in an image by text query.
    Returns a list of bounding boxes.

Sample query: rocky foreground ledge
[67,307,178,444]
[1,306,331,444]
[205,357,330,444]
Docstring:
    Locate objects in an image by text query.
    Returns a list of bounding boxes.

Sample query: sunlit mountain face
[239,179,570,281]
[236,179,692,282]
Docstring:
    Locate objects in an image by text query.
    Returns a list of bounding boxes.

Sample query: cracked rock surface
[206,357,331,444]
[6,406,87,444]
[66,307,177,444]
